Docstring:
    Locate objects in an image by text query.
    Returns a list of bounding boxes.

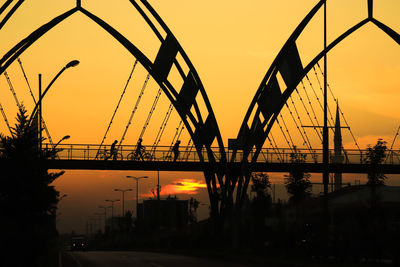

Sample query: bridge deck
[6,143,393,173]
[44,159,400,173]
[50,143,400,163]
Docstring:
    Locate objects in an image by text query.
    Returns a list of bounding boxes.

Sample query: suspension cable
[118,72,150,150]
[138,87,162,140]
[295,87,323,141]
[0,102,12,135]
[4,71,22,110]
[94,61,139,158]
[389,126,400,151]
[17,58,35,102]
[276,117,293,151]
[268,133,283,162]
[279,113,296,149]
[17,58,55,146]
[150,103,174,157]
[308,68,351,159]
[166,120,184,159]
[386,126,400,163]
[288,96,314,149]
[285,101,315,157]
[311,67,335,126]
[316,62,361,151]
[300,80,321,130]
[183,139,194,161]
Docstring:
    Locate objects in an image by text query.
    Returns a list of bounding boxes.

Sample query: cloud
[141,178,207,198]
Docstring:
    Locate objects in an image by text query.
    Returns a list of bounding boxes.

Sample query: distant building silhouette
[282,185,400,225]
[333,102,344,191]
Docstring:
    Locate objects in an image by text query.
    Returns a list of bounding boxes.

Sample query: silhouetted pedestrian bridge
[39,143,400,174]
[2,0,400,217]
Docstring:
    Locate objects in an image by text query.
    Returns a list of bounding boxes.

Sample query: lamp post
[99,205,111,233]
[51,135,70,158]
[114,189,133,216]
[54,135,70,149]
[105,199,119,231]
[126,175,149,218]
[28,60,80,152]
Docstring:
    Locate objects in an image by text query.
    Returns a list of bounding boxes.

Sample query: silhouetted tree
[284,148,311,239]
[0,105,64,266]
[284,149,312,205]
[251,172,271,199]
[249,172,272,251]
[364,139,387,263]
[365,138,387,186]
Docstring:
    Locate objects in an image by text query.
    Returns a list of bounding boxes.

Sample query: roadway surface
[61,250,262,267]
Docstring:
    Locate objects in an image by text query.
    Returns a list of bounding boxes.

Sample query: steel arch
[231,0,400,202]
[0,0,228,215]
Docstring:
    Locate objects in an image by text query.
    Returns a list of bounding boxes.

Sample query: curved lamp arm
[28,60,79,126]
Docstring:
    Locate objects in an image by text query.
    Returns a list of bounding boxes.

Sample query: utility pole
[126,176,149,219]
[114,189,133,216]
[322,0,330,249]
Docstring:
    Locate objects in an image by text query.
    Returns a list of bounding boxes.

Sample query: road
[61,250,262,267]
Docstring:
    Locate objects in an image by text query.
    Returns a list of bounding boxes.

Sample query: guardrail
[43,143,400,165]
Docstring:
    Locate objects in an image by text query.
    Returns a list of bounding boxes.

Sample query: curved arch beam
[139,0,227,162]
[255,18,400,162]
[0,0,24,30]
[0,6,222,165]
[234,16,374,164]
[236,8,400,167]
[258,18,370,161]
[0,0,14,17]
[78,8,206,156]
[372,18,400,45]
[233,6,400,203]
[0,1,229,215]
[0,8,79,75]
[238,0,325,136]
[80,4,228,212]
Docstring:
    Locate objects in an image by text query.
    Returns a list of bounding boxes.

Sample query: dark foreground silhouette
[0,106,63,266]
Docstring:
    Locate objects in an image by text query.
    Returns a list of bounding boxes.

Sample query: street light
[52,135,70,156]
[105,199,119,231]
[54,135,70,148]
[126,175,149,218]
[27,60,80,153]
[114,189,133,216]
[99,205,111,233]
[29,60,80,125]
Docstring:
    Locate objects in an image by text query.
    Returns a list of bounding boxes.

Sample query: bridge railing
[43,143,400,165]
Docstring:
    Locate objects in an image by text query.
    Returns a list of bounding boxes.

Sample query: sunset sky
[1,0,400,234]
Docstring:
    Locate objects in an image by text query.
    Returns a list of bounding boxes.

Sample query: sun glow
[141,178,207,198]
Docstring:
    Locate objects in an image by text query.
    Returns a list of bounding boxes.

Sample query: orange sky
[1,0,400,233]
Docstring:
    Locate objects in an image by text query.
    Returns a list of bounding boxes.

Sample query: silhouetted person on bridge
[109,140,118,160]
[135,138,144,161]
[173,140,180,162]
